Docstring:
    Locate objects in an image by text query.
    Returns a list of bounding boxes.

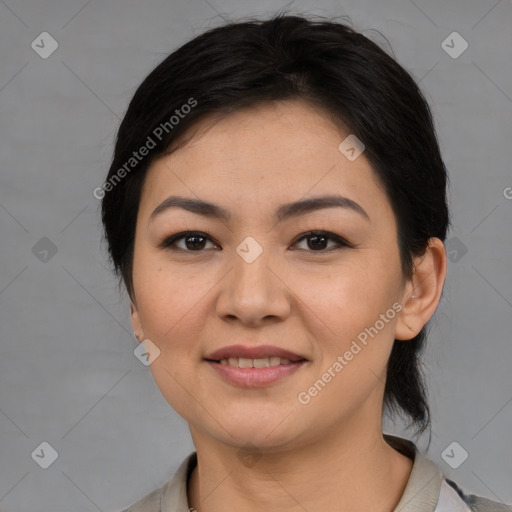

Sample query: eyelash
[157,230,354,253]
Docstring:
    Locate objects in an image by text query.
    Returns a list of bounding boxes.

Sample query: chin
[216,416,305,452]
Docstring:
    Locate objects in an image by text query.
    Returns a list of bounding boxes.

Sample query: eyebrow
[149,194,370,224]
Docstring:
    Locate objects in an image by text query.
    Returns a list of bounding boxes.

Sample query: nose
[215,243,291,326]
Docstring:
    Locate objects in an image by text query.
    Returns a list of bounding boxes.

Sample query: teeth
[218,357,294,368]
[238,357,253,368]
[253,357,269,368]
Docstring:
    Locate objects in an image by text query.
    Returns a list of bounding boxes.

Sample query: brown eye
[157,230,352,253]
[158,231,219,251]
[292,231,353,252]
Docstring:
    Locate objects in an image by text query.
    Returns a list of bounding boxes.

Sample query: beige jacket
[122,434,512,511]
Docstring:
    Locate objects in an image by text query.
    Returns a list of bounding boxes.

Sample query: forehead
[159,100,353,176]
[138,100,391,225]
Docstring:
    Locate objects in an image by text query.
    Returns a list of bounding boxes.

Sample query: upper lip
[205,344,307,362]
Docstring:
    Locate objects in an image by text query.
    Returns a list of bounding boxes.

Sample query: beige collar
[384,434,443,511]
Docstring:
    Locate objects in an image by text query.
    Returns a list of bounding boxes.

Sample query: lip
[204,344,309,388]
[206,360,307,387]
[204,344,306,362]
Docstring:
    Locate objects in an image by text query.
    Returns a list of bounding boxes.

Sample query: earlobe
[395,238,447,341]
[130,302,144,342]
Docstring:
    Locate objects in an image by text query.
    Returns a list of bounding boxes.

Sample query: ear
[395,237,447,341]
[130,300,144,343]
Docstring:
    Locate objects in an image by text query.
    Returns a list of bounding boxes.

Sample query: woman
[100,14,512,512]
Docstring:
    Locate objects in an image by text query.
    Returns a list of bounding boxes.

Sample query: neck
[187,424,414,512]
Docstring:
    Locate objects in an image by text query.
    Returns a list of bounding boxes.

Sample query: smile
[206,359,307,387]
[217,356,295,367]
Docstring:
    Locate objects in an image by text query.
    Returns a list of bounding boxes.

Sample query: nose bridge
[232,236,273,298]
[216,235,290,322]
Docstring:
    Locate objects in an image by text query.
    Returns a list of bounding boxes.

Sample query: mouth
[204,344,308,364]
[205,356,307,368]
[203,344,309,387]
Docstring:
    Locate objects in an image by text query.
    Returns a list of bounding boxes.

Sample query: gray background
[0,0,511,511]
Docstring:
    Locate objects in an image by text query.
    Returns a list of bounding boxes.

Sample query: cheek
[133,248,199,326]
[133,252,220,362]
[298,267,400,413]
[134,266,212,417]
[305,258,399,339]
[138,276,207,344]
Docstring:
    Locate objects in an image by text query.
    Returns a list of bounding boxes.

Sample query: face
[130,100,412,451]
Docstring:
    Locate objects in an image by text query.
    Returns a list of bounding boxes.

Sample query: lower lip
[205,360,306,387]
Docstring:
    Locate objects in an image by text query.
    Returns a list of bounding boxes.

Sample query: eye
[158,230,353,253]
[157,231,219,251]
[291,230,354,252]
